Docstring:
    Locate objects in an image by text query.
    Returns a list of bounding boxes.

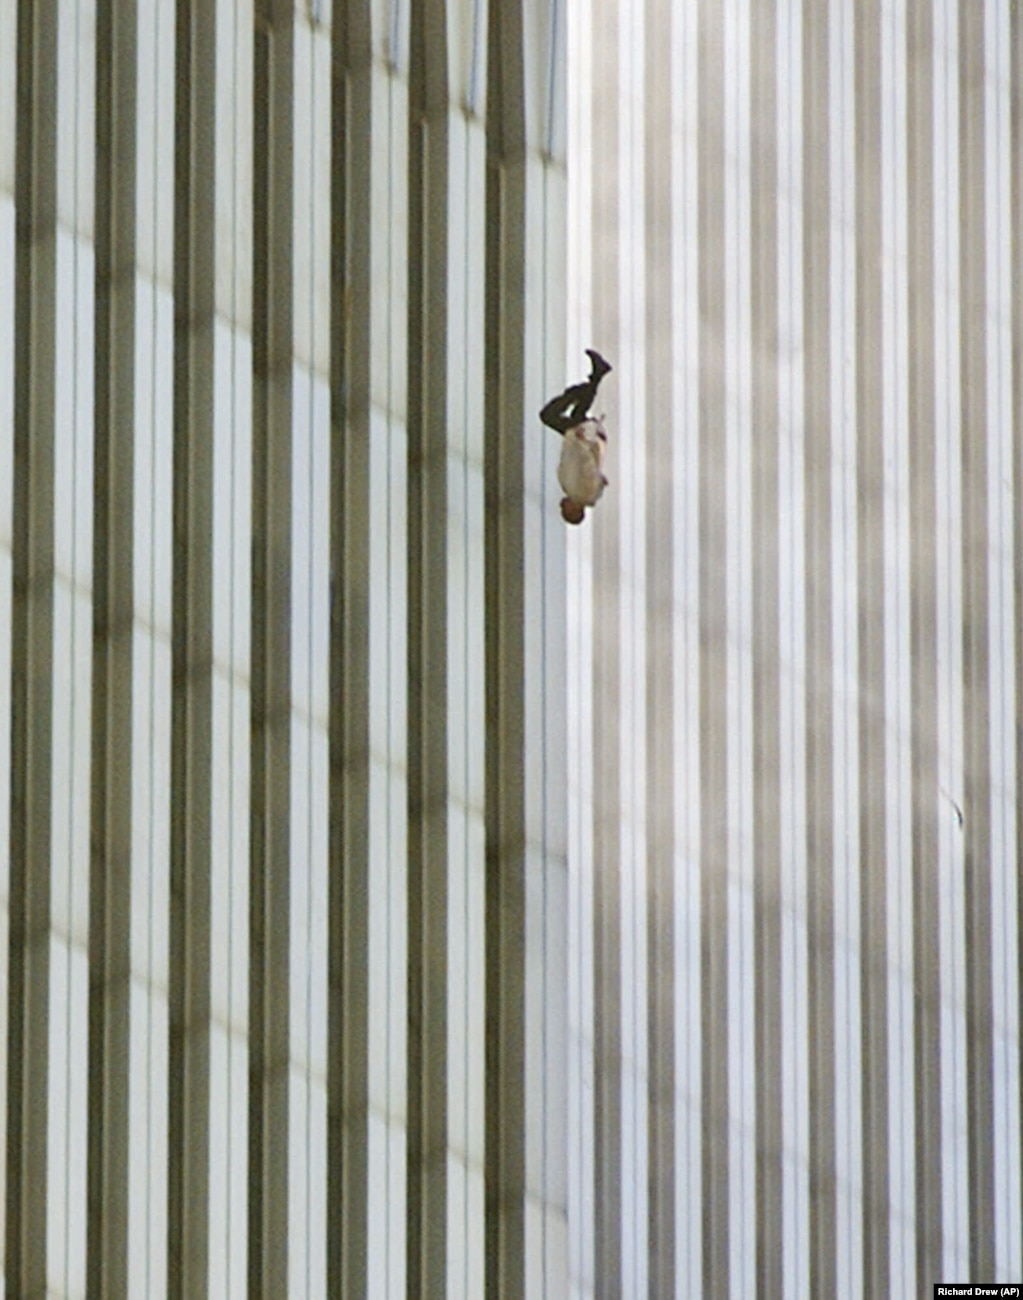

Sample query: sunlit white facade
[566,0,1022,1294]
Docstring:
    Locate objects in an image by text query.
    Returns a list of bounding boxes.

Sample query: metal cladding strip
[853,0,892,1291]
[725,2,758,1293]
[168,1,217,1292]
[587,0,622,1294]
[959,0,996,1280]
[982,0,1021,1275]
[670,0,703,1284]
[88,1,138,1294]
[250,1,294,1296]
[405,2,451,1287]
[617,0,649,1291]
[5,3,58,1292]
[803,0,839,1287]
[829,4,865,1290]
[751,0,783,1289]
[696,0,729,1291]
[643,0,676,1286]
[1014,3,1023,1275]
[906,0,943,1283]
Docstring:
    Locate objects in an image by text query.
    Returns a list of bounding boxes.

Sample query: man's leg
[539,380,591,433]
[585,348,612,382]
[539,351,612,430]
[569,351,612,421]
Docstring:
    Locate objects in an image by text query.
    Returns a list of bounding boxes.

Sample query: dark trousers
[539,377,601,434]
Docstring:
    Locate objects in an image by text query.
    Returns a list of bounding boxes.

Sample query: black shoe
[585,348,612,380]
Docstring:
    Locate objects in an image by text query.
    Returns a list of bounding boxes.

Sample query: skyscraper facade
[1,1,570,1296]
[566,0,1022,1295]
[4,2,1023,1298]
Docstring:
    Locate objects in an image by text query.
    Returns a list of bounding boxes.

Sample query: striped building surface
[0,1,571,1296]
[3,0,1022,1298]
[566,0,1022,1295]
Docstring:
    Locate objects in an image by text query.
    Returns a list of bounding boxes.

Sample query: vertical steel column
[5,4,58,1289]
[959,0,996,1278]
[249,2,294,1295]
[88,1,138,1293]
[168,2,217,1292]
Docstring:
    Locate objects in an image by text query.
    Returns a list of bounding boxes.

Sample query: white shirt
[557,417,608,523]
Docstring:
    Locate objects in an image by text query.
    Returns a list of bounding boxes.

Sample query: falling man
[539,349,612,525]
